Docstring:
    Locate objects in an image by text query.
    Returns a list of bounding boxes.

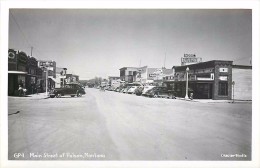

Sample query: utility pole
[31,46,33,56]
[164,52,166,68]
[46,68,48,96]
[185,67,190,100]
[232,81,235,103]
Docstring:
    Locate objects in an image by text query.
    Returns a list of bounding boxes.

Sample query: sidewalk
[28,92,49,100]
[176,97,252,104]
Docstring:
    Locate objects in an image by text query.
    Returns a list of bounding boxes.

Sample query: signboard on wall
[219,76,228,81]
[219,68,228,72]
[8,50,16,59]
[150,68,164,80]
[181,54,202,66]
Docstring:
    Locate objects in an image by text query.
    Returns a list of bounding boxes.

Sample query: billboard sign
[181,54,202,65]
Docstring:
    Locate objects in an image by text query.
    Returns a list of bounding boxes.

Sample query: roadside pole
[232,81,235,103]
[46,68,48,96]
[185,67,189,100]
[45,62,50,97]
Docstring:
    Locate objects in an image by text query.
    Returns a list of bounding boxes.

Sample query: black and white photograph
[1,0,260,168]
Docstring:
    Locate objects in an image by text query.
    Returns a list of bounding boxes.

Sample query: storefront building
[168,60,233,100]
[108,76,121,88]
[66,74,79,84]
[119,66,174,85]
[26,56,38,94]
[119,67,139,83]
[55,67,67,88]
[137,66,174,85]
[38,60,57,91]
[8,49,28,96]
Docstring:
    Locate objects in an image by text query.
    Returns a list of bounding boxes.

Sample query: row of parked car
[99,84,176,99]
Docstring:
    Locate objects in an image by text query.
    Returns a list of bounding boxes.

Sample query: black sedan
[146,86,176,99]
[49,83,86,98]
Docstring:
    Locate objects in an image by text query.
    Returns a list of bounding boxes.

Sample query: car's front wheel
[77,91,82,97]
[56,93,61,98]
[50,95,55,98]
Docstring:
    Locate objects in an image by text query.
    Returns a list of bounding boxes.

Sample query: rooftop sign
[181,54,202,66]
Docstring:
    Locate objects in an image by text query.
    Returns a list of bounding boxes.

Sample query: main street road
[8,88,252,160]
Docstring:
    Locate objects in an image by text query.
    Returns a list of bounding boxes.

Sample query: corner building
[172,60,233,100]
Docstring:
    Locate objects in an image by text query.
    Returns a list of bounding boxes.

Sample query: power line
[9,12,45,59]
[10,11,32,48]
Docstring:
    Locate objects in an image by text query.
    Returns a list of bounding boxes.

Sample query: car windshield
[64,85,72,88]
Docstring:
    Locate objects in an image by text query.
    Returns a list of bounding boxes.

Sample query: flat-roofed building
[171,60,233,100]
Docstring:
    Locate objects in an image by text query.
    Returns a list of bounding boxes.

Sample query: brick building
[170,60,233,100]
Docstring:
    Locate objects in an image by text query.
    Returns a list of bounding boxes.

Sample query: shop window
[218,82,228,96]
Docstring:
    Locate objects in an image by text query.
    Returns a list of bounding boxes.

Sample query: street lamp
[185,67,189,100]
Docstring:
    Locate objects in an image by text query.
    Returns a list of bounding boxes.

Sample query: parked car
[127,86,138,94]
[135,86,144,96]
[115,87,121,92]
[122,86,131,93]
[146,86,176,99]
[49,83,86,98]
[142,85,156,96]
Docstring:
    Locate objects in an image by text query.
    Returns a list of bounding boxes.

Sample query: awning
[49,76,60,84]
[8,71,27,74]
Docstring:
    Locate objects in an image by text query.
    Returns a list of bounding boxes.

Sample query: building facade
[8,49,28,96]
[119,67,139,83]
[55,67,67,88]
[232,65,252,100]
[108,76,121,88]
[26,56,38,94]
[168,60,233,100]
[38,60,57,91]
[120,66,174,85]
[66,74,79,84]
[136,66,174,85]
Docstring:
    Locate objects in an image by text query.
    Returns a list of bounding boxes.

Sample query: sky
[9,9,252,80]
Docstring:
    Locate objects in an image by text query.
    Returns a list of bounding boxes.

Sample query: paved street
[8,88,252,160]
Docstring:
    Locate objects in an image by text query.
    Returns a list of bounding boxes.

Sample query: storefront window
[218,82,228,96]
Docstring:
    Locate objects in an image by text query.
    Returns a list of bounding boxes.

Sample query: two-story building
[38,60,57,91]
[119,67,139,83]
[26,56,38,94]
[55,67,67,88]
[66,74,79,84]
[8,49,28,96]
